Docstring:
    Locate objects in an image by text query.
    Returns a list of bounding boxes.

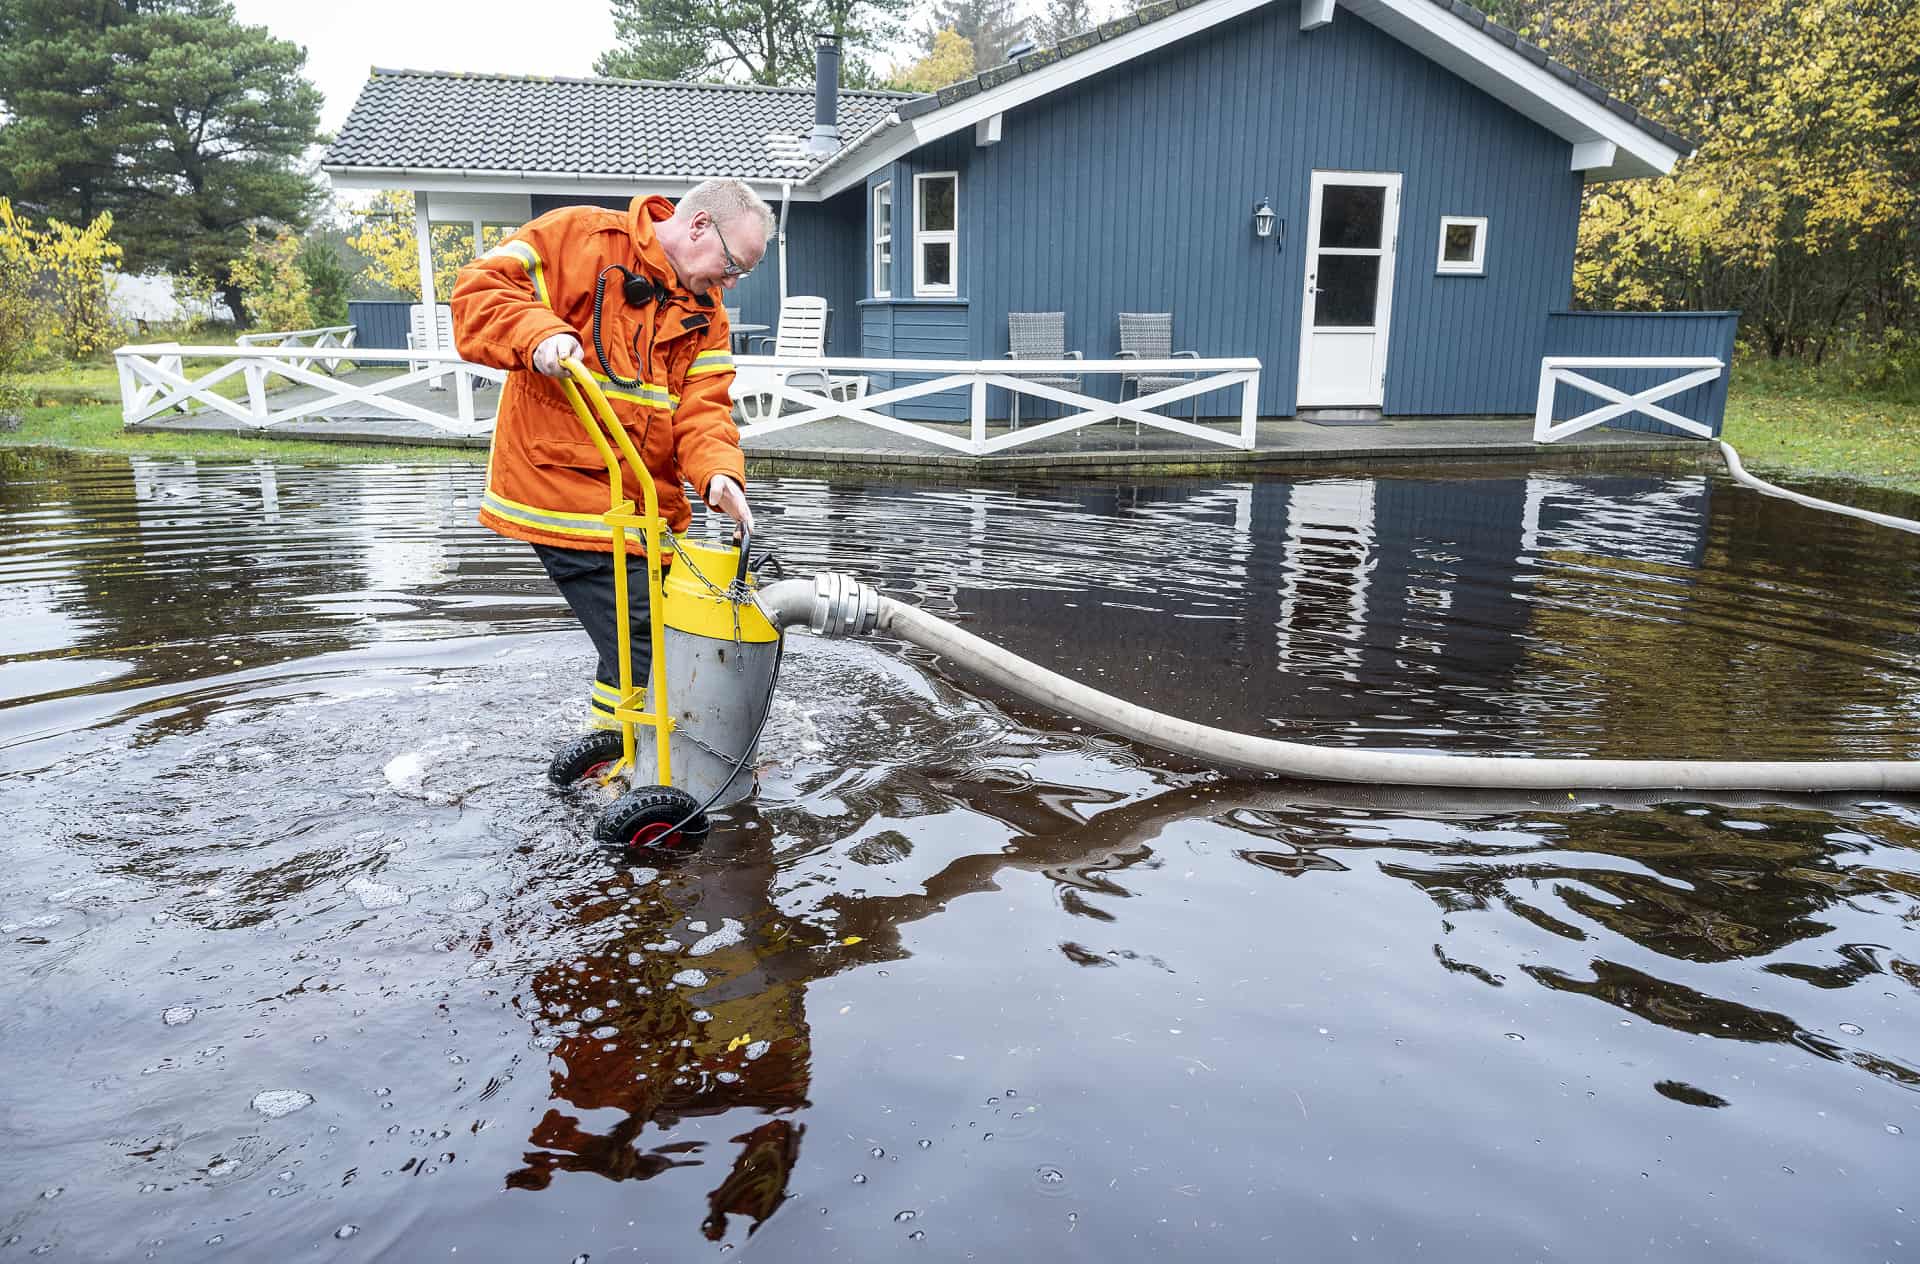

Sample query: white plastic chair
[407,303,455,388]
[732,296,865,421]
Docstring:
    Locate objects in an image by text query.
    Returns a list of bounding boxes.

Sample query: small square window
[1437,215,1487,275]
[913,171,958,297]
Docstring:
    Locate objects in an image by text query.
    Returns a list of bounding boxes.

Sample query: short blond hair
[676,178,775,240]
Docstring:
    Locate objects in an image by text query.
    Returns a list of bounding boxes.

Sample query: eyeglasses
[709,216,753,279]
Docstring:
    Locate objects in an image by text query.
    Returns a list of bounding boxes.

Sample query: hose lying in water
[1718,441,1920,536]
[755,576,1920,793]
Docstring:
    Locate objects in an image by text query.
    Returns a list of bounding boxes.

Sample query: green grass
[1721,355,1920,495]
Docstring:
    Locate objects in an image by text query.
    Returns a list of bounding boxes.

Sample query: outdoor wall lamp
[1252,198,1283,253]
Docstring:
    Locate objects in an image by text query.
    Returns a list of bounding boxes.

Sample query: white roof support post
[413,190,438,351]
[1302,0,1335,30]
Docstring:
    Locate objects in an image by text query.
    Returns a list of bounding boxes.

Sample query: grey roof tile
[321,69,909,179]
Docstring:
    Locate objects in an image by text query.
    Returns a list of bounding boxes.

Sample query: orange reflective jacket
[451,195,743,550]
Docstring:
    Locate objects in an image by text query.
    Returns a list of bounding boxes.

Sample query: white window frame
[1436,215,1488,275]
[913,171,959,298]
[872,180,892,299]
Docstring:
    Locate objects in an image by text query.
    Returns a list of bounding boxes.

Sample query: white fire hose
[749,444,1920,793]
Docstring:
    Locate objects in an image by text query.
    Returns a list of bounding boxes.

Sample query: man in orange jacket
[452,178,770,731]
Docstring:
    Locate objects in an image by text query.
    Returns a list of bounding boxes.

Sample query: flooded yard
[2,449,1918,1261]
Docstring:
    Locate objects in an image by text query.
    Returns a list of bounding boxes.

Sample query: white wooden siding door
[1296,171,1401,408]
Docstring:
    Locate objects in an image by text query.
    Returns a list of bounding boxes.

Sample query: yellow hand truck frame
[555,356,677,788]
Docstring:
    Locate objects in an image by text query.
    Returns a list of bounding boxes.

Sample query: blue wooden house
[324,0,1736,427]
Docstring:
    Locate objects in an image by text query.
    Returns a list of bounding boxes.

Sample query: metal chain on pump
[663,530,750,645]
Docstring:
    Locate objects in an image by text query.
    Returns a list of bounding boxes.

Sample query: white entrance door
[1296,171,1401,408]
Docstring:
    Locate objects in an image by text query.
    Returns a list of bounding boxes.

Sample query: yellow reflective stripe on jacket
[587,368,677,409]
[483,488,633,541]
[484,239,551,309]
[686,349,733,379]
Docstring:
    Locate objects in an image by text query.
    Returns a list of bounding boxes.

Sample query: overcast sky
[230,0,620,135]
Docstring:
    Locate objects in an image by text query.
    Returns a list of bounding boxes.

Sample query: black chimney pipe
[810,33,843,155]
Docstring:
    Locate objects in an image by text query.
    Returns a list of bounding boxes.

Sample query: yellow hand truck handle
[553,356,674,786]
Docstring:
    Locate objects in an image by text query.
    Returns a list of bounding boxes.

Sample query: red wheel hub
[626,822,680,850]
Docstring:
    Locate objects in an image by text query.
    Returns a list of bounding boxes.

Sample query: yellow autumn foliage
[887,29,976,92]
[1489,0,1919,360]
[225,226,315,333]
[0,197,125,368]
[347,190,510,301]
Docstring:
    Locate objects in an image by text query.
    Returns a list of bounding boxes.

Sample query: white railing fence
[731,355,1263,455]
[114,346,1264,452]
[1533,355,1726,443]
[233,324,359,375]
[114,343,501,437]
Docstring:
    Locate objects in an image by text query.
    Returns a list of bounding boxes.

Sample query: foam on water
[687,918,744,957]
[249,1090,313,1118]
[344,877,408,910]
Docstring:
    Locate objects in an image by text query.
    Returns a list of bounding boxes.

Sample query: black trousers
[533,543,651,727]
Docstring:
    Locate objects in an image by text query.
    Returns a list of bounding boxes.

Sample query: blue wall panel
[1544,311,1741,437]
[877,1,1586,418]
[347,300,412,351]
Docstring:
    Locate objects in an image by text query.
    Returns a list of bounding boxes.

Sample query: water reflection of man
[508,842,814,1242]
[502,776,1204,1239]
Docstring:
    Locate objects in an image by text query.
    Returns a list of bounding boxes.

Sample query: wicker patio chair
[1006,311,1083,429]
[1116,312,1201,424]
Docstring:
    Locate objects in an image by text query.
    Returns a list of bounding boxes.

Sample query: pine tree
[597,0,912,86]
[0,0,323,320]
[1036,0,1102,45]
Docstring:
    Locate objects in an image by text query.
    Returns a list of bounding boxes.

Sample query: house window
[914,171,958,297]
[1436,215,1487,275]
[872,181,892,299]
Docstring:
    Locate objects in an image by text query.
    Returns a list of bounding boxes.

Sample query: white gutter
[321,163,823,201]
[795,110,905,195]
[778,180,793,307]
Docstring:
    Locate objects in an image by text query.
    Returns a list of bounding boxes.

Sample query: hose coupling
[808,572,881,637]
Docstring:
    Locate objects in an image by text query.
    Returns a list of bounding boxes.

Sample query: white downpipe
[749,578,1920,792]
[777,180,792,308]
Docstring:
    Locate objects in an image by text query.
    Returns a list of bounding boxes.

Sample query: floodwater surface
[2,449,1918,1262]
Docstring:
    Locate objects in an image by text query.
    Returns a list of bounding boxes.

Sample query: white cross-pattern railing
[114,343,502,436]
[234,324,358,375]
[1533,355,1726,443]
[732,355,1263,454]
